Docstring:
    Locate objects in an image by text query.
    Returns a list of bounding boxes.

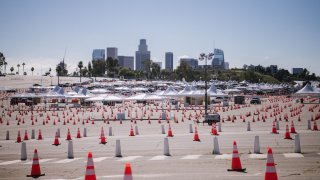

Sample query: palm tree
[17,64,20,75]
[10,66,14,74]
[0,52,5,73]
[56,65,62,85]
[22,62,25,74]
[78,61,83,83]
[31,67,34,76]
[4,62,7,74]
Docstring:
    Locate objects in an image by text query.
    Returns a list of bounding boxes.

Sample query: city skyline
[1,0,320,75]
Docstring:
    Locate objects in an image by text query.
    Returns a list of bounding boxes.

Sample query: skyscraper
[135,39,151,71]
[118,56,134,70]
[212,48,225,69]
[92,49,105,61]
[107,47,118,60]
[292,68,303,75]
[180,58,198,69]
[165,52,173,71]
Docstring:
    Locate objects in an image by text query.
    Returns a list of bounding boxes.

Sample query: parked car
[203,113,221,125]
[211,96,228,103]
[250,97,261,104]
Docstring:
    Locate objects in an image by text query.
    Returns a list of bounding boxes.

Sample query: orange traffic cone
[265,147,278,180]
[290,121,296,133]
[24,130,29,141]
[129,125,135,136]
[16,130,22,143]
[76,128,81,138]
[52,132,61,146]
[193,126,200,141]
[66,128,72,140]
[284,124,292,139]
[211,123,219,136]
[85,152,96,180]
[37,129,43,140]
[26,149,45,178]
[167,124,174,137]
[123,163,133,180]
[313,121,318,131]
[228,141,246,172]
[271,121,278,134]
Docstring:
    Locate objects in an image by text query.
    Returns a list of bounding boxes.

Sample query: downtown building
[180,57,198,69]
[118,56,134,70]
[135,39,151,71]
[107,47,118,60]
[92,49,105,61]
[292,68,303,75]
[212,48,225,69]
[165,52,173,71]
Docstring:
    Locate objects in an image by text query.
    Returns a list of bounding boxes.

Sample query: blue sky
[1,0,320,76]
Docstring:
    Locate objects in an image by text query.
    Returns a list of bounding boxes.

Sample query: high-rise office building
[165,52,173,71]
[92,49,105,61]
[224,62,229,70]
[118,56,134,70]
[292,68,303,75]
[180,58,198,69]
[269,65,278,74]
[135,39,151,71]
[106,47,118,60]
[212,48,225,69]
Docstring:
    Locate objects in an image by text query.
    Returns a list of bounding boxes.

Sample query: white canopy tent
[295,83,320,96]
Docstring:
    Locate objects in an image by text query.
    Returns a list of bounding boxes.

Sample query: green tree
[56,62,68,76]
[106,57,119,77]
[142,59,152,79]
[175,61,192,81]
[0,52,5,73]
[10,66,14,73]
[151,62,161,80]
[56,64,63,85]
[88,62,92,77]
[78,61,83,82]
[81,66,88,77]
[92,60,106,77]
[31,67,34,76]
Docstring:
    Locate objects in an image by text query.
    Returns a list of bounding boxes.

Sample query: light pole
[199,53,214,118]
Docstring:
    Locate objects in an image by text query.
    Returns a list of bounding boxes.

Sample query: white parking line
[149,155,169,161]
[181,155,202,160]
[214,154,232,160]
[249,154,267,159]
[24,158,56,164]
[53,158,82,164]
[93,157,111,162]
[283,153,304,158]
[117,156,142,162]
[101,174,173,178]
[0,160,21,165]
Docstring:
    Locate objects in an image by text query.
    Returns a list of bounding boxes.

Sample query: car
[211,96,228,103]
[250,97,261,104]
[203,113,220,125]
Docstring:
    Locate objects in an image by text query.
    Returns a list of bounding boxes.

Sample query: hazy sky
[1,0,320,76]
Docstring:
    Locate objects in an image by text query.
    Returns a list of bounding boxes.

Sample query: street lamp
[199,53,214,118]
